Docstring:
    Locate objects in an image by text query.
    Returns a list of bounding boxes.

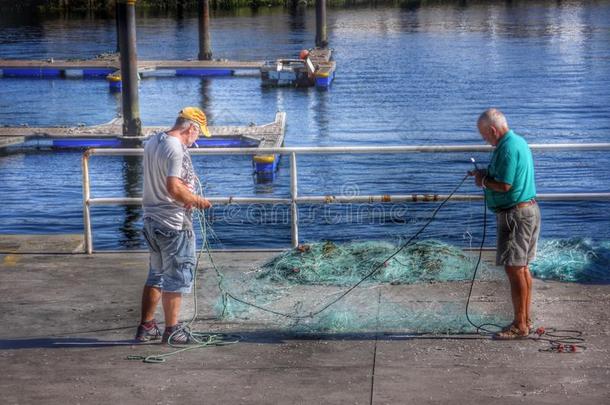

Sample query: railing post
[82,151,93,254]
[290,152,299,248]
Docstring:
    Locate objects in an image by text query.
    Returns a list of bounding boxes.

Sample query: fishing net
[208,240,512,333]
[257,240,486,286]
[194,175,607,334]
[204,237,610,333]
[531,238,610,283]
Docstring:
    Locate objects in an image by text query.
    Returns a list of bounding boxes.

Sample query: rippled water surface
[1,2,609,249]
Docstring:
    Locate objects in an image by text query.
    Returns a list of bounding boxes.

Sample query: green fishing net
[210,240,511,333]
[257,240,485,285]
[203,237,610,333]
[531,238,610,283]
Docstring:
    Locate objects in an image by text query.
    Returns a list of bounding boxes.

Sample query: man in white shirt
[135,107,212,344]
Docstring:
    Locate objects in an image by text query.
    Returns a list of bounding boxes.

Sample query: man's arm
[483,175,512,192]
[472,170,511,192]
[166,176,212,210]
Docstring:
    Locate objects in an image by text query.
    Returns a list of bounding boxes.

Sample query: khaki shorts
[496,202,541,266]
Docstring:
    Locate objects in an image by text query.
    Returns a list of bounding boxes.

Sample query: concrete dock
[1,235,608,404]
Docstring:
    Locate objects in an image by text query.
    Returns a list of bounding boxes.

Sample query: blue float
[108,80,122,91]
[195,137,258,148]
[175,69,234,77]
[83,68,115,78]
[2,68,62,78]
[315,70,335,89]
[253,154,281,181]
[52,138,123,149]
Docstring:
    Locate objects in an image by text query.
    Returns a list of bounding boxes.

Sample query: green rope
[126,333,240,364]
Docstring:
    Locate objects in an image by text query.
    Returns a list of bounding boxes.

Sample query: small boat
[260,58,316,87]
[260,48,335,88]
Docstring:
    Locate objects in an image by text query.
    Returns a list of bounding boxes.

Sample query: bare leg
[162,292,183,327]
[505,265,528,333]
[525,266,533,321]
[140,285,162,323]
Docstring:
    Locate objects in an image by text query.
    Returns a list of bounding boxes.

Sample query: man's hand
[168,177,212,209]
[193,196,212,210]
[468,169,487,188]
[186,196,212,210]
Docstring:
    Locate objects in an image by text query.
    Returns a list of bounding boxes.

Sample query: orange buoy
[299,49,310,60]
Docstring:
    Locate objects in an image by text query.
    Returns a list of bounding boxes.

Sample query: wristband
[482,176,488,189]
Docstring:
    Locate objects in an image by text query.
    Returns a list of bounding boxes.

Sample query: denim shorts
[142,218,196,293]
[496,202,541,267]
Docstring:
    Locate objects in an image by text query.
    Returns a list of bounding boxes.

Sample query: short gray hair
[173,117,197,131]
[478,108,508,131]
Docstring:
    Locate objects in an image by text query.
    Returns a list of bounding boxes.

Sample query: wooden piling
[315,0,328,48]
[115,1,120,53]
[198,0,213,61]
[117,0,142,138]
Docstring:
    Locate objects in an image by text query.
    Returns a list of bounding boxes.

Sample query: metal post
[315,0,328,48]
[290,152,299,248]
[198,0,212,61]
[82,152,93,254]
[117,0,142,138]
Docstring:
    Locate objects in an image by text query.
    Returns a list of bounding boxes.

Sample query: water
[1,2,609,250]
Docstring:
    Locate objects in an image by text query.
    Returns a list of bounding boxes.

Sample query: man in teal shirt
[471,109,541,339]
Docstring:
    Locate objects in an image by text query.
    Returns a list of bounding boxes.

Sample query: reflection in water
[400,0,422,13]
[288,0,307,31]
[119,156,142,248]
[313,88,330,142]
[199,78,211,118]
[108,89,122,118]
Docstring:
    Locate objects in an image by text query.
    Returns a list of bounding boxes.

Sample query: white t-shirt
[142,132,196,230]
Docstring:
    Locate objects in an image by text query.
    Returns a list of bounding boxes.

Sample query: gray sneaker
[162,324,197,345]
[135,319,161,342]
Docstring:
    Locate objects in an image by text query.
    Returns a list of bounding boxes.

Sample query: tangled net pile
[531,238,610,283]
[212,240,510,333]
[205,235,610,333]
[258,240,486,286]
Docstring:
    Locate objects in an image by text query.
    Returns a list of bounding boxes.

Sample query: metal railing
[82,143,610,254]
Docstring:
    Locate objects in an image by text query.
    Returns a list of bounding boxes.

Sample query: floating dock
[0,112,286,178]
[309,48,336,88]
[0,50,335,89]
[0,56,262,78]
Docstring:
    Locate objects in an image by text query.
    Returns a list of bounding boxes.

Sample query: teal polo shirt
[485,130,537,212]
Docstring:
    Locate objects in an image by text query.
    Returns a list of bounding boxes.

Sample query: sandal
[493,325,529,340]
[502,319,534,334]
